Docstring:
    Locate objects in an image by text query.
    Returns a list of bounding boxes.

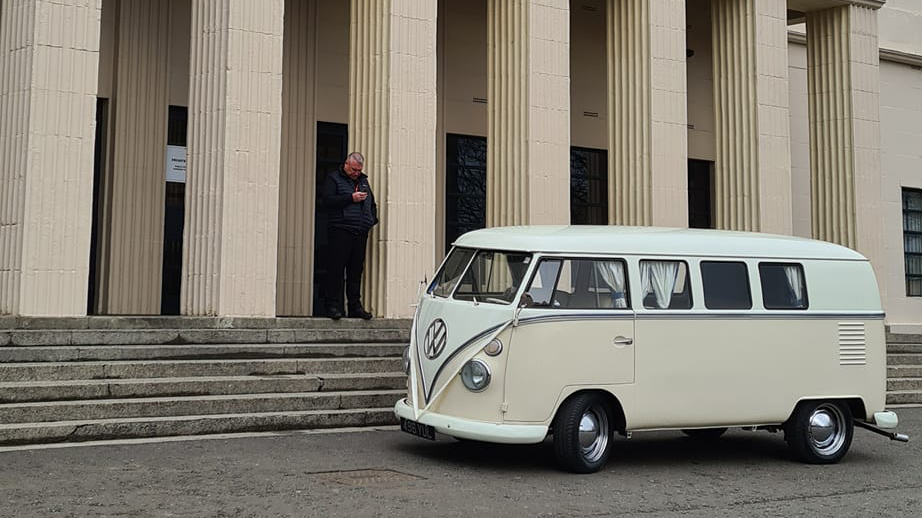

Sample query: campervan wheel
[553,393,613,473]
[785,400,854,464]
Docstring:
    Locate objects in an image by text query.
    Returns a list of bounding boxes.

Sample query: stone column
[486,0,570,227]
[0,0,101,316]
[277,0,318,316]
[182,0,285,317]
[607,0,687,226]
[96,0,170,314]
[349,0,438,318]
[806,5,882,275]
[711,0,791,233]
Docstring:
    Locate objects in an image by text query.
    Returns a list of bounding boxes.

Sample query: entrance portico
[0,0,890,320]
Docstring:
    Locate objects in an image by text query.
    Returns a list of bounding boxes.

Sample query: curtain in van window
[783,265,804,305]
[594,261,627,308]
[641,261,678,309]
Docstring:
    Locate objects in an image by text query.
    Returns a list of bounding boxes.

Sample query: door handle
[613,336,633,346]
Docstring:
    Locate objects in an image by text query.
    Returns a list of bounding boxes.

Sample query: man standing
[322,152,378,320]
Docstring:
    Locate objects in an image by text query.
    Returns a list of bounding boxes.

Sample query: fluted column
[806,5,882,274]
[711,0,791,233]
[486,0,570,227]
[349,0,437,318]
[277,0,318,316]
[0,0,101,316]
[607,0,687,226]
[182,0,285,316]
[96,0,170,314]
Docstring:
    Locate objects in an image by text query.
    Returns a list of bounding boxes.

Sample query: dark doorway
[313,122,349,315]
[445,134,487,254]
[570,147,608,225]
[688,159,713,229]
[160,106,188,315]
[87,98,109,314]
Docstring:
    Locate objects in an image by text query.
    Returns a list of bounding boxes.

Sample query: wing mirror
[513,293,533,327]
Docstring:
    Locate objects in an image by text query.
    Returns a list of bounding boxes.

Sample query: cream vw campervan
[395,226,908,473]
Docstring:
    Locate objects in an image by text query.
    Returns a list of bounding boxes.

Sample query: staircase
[888,332,922,406]
[0,317,409,446]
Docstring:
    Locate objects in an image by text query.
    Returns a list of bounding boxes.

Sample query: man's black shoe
[348,307,373,320]
[328,307,343,320]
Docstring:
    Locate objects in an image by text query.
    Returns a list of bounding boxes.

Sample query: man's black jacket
[322,168,379,235]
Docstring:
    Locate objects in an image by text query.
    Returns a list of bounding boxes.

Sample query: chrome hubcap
[578,406,610,463]
[808,404,846,455]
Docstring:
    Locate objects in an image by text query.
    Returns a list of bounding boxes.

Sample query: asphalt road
[2,408,922,518]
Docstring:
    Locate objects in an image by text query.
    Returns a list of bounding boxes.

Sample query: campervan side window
[639,260,692,310]
[759,263,808,309]
[701,261,752,309]
[526,258,630,309]
[429,248,475,298]
[454,250,532,305]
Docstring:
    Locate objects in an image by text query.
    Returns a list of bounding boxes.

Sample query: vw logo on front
[423,318,448,360]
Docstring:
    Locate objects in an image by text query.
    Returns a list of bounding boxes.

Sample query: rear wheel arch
[785,396,867,423]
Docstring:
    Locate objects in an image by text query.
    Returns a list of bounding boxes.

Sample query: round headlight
[483,338,503,356]
[402,346,410,375]
[460,359,491,392]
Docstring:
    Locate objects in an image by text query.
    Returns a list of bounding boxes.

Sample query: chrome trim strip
[517,313,635,326]
[424,320,510,404]
[514,311,885,324]
[634,312,885,320]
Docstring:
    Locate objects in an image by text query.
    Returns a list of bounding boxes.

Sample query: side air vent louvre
[838,322,866,365]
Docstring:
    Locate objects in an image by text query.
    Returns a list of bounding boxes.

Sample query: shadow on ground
[390,429,884,473]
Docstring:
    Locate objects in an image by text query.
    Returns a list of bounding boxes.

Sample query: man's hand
[352,191,368,202]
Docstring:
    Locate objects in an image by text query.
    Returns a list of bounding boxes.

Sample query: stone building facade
[1,0,921,328]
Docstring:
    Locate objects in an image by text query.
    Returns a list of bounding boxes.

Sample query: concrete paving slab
[0,408,919,517]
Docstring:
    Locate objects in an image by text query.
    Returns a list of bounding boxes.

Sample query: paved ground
[2,408,921,518]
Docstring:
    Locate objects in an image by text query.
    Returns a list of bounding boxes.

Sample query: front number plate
[400,418,436,441]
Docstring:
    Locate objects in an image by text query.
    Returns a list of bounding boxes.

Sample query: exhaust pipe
[854,419,910,442]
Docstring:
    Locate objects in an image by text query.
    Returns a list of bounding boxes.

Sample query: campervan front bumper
[394,398,547,444]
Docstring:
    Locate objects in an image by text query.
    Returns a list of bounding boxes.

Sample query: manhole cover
[306,469,424,486]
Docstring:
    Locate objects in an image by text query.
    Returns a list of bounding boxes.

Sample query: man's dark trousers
[325,227,368,313]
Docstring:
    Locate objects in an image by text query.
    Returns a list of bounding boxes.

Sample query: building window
[446,134,487,253]
[688,159,712,229]
[904,188,922,296]
[700,261,751,310]
[570,147,608,225]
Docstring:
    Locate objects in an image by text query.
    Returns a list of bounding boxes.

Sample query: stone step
[0,357,403,381]
[0,327,409,347]
[0,343,406,363]
[887,353,922,366]
[0,316,412,331]
[887,365,922,378]
[0,390,406,423]
[0,407,399,446]
[888,343,922,354]
[886,333,922,344]
[886,390,922,405]
[0,372,407,403]
[888,377,922,391]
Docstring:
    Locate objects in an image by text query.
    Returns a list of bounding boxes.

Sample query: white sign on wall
[165,145,187,183]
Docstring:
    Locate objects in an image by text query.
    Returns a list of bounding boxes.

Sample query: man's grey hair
[347,152,365,165]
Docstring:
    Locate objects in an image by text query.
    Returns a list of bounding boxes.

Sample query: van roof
[453,226,868,261]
